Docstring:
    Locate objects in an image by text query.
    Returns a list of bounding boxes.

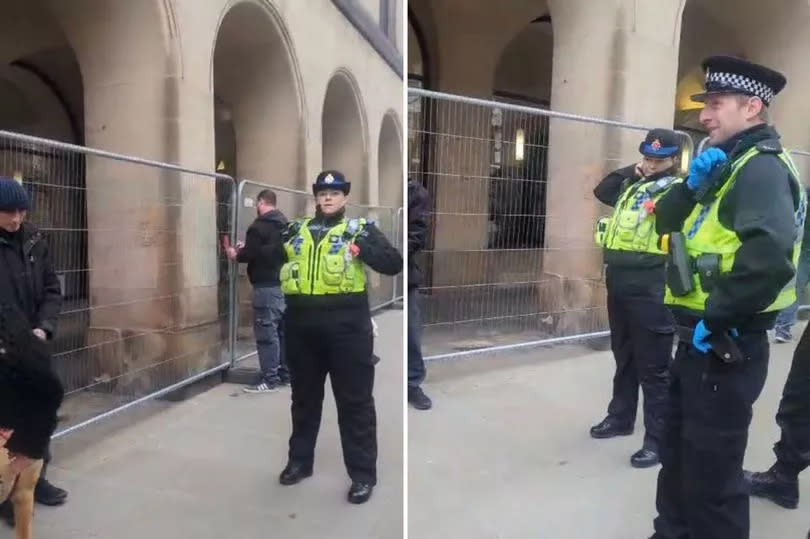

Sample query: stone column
[541,0,684,334]
[742,6,810,175]
[51,0,222,396]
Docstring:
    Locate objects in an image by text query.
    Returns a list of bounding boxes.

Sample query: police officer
[277,170,402,504]
[649,56,805,539]
[590,129,681,469]
[744,318,810,509]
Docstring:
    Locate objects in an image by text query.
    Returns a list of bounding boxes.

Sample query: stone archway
[0,0,87,365]
[378,112,402,209]
[213,1,303,190]
[213,0,304,342]
[322,70,368,204]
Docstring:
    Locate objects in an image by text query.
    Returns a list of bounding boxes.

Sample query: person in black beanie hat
[0,177,68,525]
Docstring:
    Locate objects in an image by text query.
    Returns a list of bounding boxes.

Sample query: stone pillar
[541,0,684,334]
[742,6,810,175]
[51,0,222,395]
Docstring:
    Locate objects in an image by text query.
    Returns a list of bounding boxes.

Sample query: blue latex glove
[692,320,740,353]
[692,320,713,353]
[687,148,728,191]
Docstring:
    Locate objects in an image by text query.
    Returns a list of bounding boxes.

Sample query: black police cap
[639,128,681,158]
[312,170,351,196]
[691,55,787,107]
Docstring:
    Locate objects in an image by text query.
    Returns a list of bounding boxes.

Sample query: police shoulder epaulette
[756,139,782,154]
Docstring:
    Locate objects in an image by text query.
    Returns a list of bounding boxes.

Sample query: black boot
[590,417,634,439]
[745,463,799,509]
[278,462,313,486]
[408,386,432,411]
[34,477,68,506]
[347,482,373,504]
[630,447,660,468]
[0,500,13,527]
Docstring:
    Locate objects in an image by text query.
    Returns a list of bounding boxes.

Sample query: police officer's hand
[687,148,728,191]
[32,328,47,341]
[692,320,712,353]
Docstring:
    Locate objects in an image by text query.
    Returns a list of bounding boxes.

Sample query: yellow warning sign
[217,160,226,171]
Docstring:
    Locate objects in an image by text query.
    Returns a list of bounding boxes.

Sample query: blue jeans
[775,260,810,336]
[253,286,285,383]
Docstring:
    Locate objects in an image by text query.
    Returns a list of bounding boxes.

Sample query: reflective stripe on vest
[280,217,367,296]
[595,176,681,255]
[665,147,807,313]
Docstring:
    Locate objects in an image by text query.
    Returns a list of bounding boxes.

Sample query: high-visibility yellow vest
[665,146,807,312]
[280,217,367,296]
[595,176,682,255]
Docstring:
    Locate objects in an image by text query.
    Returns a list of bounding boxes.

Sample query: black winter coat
[0,303,64,459]
[0,223,62,339]
[407,179,430,289]
[237,209,288,287]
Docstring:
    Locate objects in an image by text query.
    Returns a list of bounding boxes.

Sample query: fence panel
[232,180,401,364]
[408,88,697,361]
[0,131,236,437]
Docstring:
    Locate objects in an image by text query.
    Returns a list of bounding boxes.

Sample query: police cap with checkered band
[312,169,351,196]
[691,55,787,107]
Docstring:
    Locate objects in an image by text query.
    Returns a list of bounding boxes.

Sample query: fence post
[228,179,245,367]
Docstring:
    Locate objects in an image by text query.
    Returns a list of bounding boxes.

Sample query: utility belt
[676,325,746,364]
[664,231,721,297]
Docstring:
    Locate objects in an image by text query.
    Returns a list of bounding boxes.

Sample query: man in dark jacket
[648,57,804,539]
[407,177,432,410]
[226,189,289,392]
[0,177,67,526]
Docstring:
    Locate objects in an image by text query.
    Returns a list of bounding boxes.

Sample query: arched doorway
[321,70,367,204]
[490,14,553,251]
[0,0,87,390]
[213,1,303,187]
[675,0,747,144]
[378,112,402,209]
[213,0,304,338]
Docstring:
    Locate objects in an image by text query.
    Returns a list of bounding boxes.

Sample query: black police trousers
[653,331,769,539]
[604,276,674,449]
[773,322,810,476]
[285,307,377,485]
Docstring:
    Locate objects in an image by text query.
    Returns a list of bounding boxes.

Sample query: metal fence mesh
[0,133,235,434]
[408,89,702,360]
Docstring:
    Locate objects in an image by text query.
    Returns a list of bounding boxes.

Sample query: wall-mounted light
[515,128,525,162]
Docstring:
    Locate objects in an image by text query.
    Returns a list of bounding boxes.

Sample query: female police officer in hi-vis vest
[591,129,683,469]
[277,170,402,504]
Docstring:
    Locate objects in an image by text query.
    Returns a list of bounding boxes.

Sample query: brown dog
[0,430,43,539]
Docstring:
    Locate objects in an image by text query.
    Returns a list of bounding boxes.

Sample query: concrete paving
[409,323,810,539]
[7,310,403,539]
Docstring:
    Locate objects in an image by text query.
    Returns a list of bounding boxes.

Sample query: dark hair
[256,189,276,206]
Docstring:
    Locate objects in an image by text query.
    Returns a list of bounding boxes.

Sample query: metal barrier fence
[408,88,701,361]
[231,179,403,364]
[0,130,237,437]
